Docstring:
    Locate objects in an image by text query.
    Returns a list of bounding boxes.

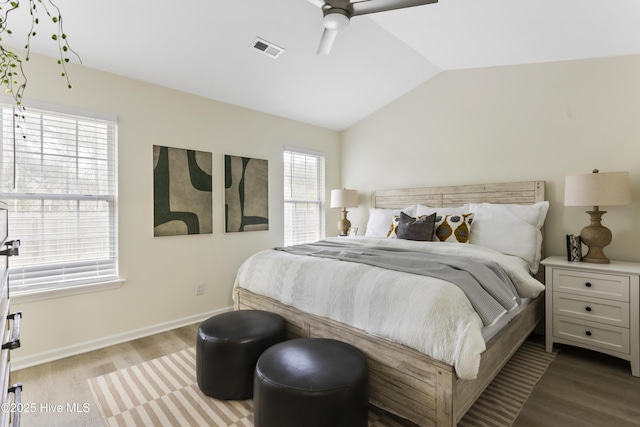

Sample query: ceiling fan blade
[317,28,338,55]
[351,0,437,16]
[306,0,326,8]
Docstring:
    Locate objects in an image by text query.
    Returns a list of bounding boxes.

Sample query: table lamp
[564,169,631,264]
[330,189,358,236]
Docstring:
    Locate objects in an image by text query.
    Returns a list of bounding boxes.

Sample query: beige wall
[10,52,640,368]
[11,55,341,367]
[342,55,640,263]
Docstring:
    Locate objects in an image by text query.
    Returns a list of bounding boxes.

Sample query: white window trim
[11,278,125,304]
[6,97,117,123]
[1,100,121,301]
[283,147,326,246]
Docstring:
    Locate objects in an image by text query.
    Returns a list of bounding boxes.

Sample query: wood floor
[11,326,640,427]
[11,324,199,427]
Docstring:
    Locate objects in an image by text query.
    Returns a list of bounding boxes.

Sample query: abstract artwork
[224,155,268,232]
[153,145,212,236]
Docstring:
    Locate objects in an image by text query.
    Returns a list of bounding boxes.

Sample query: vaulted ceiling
[4,0,640,130]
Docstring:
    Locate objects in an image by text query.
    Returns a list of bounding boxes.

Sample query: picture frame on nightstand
[566,234,582,262]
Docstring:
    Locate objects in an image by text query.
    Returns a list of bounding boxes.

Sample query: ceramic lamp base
[337,210,351,236]
[580,209,612,264]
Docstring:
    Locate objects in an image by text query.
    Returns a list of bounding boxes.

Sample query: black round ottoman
[196,310,286,400]
[254,338,369,427]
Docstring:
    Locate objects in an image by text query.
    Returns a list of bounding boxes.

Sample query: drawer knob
[585,331,592,336]
[585,306,592,312]
[585,282,592,287]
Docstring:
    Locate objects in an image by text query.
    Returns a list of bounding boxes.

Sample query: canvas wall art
[153,145,213,236]
[224,155,268,232]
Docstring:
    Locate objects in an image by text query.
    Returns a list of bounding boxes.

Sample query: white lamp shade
[564,171,631,207]
[330,189,358,208]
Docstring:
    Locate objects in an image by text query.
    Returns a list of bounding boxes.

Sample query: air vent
[252,37,284,59]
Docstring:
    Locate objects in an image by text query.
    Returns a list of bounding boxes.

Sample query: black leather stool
[196,310,286,400]
[254,338,369,427]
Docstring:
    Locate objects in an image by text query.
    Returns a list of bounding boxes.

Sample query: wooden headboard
[371,180,545,209]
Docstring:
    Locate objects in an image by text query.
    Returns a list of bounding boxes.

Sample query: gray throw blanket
[276,240,521,327]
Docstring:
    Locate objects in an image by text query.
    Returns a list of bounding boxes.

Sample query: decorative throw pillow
[434,213,474,243]
[396,212,436,241]
[387,215,401,238]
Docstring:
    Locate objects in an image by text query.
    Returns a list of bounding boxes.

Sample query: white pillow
[467,201,549,274]
[364,205,416,237]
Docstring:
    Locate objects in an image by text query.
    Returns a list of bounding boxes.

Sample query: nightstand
[541,256,640,377]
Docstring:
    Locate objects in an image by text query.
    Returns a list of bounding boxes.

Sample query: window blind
[0,103,118,294]
[283,149,325,246]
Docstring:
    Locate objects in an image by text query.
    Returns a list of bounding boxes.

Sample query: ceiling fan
[307,0,438,54]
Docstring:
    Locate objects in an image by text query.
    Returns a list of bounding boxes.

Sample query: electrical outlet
[195,283,204,296]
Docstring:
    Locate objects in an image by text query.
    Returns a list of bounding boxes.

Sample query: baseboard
[11,306,233,371]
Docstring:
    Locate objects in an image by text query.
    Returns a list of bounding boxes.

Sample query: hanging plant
[0,0,80,108]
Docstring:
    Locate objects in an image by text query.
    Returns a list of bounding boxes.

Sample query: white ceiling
[4,0,640,130]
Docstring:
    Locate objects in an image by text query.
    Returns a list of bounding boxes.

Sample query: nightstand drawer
[552,269,630,301]
[553,292,629,327]
[554,315,630,354]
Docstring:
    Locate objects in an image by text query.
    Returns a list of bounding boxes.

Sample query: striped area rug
[89,340,556,427]
[458,340,556,426]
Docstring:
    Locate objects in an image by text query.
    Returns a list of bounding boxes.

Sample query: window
[0,103,118,297]
[283,148,325,246]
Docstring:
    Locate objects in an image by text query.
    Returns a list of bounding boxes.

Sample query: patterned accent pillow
[387,215,401,238]
[434,213,474,243]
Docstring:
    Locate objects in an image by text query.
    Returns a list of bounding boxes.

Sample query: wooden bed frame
[234,180,546,426]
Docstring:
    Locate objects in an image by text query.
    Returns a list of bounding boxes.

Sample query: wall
[342,55,640,263]
[10,52,640,368]
[11,54,341,368]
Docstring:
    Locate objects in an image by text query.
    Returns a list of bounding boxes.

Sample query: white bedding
[233,236,545,380]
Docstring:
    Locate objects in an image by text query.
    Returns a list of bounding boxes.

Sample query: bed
[234,180,547,426]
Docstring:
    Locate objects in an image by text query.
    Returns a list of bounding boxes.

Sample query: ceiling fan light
[323,12,350,31]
